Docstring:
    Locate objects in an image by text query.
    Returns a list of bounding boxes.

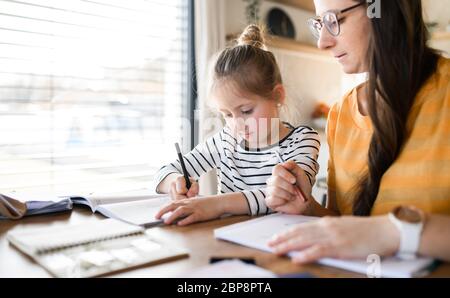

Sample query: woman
[265,0,450,264]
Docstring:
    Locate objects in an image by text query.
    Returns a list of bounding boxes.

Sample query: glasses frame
[307,1,366,39]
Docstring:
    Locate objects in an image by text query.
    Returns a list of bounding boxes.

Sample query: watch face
[393,206,423,223]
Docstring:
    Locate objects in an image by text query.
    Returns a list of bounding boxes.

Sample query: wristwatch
[388,206,426,260]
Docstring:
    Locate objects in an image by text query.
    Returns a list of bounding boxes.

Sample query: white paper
[214,213,435,278]
[95,196,171,226]
[181,259,276,278]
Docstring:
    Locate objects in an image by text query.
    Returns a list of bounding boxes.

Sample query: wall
[225,0,356,127]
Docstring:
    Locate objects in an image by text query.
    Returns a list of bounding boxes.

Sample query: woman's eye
[224,113,232,118]
[241,109,253,115]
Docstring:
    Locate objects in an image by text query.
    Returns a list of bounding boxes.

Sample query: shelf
[226,33,333,61]
[266,35,331,57]
[431,31,450,41]
[269,0,315,12]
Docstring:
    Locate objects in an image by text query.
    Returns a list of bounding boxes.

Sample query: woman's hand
[169,176,199,200]
[268,215,400,264]
[155,196,225,226]
[266,160,314,215]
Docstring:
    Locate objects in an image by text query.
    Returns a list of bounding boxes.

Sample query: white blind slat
[0,0,190,194]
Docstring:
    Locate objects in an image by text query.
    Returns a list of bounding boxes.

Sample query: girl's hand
[155,196,225,226]
[169,176,199,200]
[268,215,400,264]
[266,160,314,215]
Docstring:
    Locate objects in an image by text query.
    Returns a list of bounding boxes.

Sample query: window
[0,0,193,194]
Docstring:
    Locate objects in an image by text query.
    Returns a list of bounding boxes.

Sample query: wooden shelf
[266,35,331,57]
[432,31,450,41]
[227,33,333,60]
[269,0,315,12]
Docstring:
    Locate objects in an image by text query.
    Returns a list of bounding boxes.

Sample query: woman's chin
[340,61,368,75]
[341,63,359,74]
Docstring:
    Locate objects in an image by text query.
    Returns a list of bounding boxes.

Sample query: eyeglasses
[307,2,366,39]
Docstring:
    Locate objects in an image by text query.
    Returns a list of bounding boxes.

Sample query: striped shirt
[154,123,320,216]
[327,56,450,216]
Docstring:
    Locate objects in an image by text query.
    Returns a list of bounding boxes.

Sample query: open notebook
[0,191,171,227]
[214,213,437,278]
[7,218,188,277]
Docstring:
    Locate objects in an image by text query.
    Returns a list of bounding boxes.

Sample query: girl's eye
[224,113,232,118]
[241,109,253,115]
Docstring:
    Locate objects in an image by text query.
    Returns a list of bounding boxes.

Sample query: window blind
[0,0,192,194]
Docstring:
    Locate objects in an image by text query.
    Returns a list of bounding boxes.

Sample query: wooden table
[1,207,449,278]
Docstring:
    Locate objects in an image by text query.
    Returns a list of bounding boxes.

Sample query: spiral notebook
[7,219,188,277]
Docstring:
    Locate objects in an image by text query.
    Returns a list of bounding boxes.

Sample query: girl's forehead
[212,81,257,109]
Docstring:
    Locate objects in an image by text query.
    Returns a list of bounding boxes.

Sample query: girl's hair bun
[237,24,267,50]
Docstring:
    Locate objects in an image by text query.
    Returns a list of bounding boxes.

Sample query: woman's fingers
[291,244,331,264]
[268,224,302,246]
[266,176,296,196]
[268,220,321,246]
[284,161,312,199]
[271,232,320,256]
[272,164,296,184]
[265,194,290,209]
[266,185,295,202]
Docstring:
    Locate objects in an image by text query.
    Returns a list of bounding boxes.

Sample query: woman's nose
[317,28,336,50]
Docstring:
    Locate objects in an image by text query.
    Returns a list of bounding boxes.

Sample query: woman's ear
[272,84,286,106]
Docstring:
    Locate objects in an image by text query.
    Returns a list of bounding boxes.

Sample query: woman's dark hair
[352,0,440,215]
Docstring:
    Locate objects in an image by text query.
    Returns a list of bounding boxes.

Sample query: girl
[153,25,320,226]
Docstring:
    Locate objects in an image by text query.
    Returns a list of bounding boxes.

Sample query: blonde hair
[212,24,282,99]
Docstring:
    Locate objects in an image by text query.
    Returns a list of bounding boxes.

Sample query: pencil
[274,151,308,203]
[175,142,191,190]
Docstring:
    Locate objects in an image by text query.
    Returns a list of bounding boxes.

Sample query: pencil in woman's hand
[274,151,308,203]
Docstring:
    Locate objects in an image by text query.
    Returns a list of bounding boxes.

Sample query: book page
[85,189,166,208]
[96,195,171,226]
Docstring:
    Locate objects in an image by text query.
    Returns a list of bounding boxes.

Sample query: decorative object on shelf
[311,102,330,131]
[425,21,439,33]
[243,0,262,24]
[266,8,296,39]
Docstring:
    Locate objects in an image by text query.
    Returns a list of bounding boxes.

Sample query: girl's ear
[272,84,286,106]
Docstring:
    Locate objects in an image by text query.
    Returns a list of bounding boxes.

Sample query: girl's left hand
[155,196,225,226]
[268,215,400,264]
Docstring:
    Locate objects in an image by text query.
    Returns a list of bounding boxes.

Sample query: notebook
[180,259,277,278]
[0,191,171,227]
[7,218,188,277]
[214,213,436,278]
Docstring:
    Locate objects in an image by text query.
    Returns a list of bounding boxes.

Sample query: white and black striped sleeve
[283,127,321,187]
[153,132,222,193]
[241,188,275,216]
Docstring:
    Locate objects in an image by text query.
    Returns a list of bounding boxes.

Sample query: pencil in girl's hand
[175,142,191,190]
[274,151,308,203]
